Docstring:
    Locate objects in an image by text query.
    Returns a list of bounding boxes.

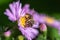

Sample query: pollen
[19,16,26,27]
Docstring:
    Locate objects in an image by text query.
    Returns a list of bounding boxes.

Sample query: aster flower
[44,16,60,32]
[4,0,60,40]
[4,1,39,40]
[33,11,60,33]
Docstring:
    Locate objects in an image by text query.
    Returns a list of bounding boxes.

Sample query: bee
[25,14,34,27]
[25,19,34,27]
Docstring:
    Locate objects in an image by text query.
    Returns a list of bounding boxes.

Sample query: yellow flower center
[19,16,26,27]
[19,14,34,28]
[45,17,54,24]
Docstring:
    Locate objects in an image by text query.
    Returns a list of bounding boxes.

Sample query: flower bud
[4,30,11,37]
[18,35,24,40]
[40,23,47,32]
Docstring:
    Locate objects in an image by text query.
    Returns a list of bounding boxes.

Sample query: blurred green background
[0,0,60,40]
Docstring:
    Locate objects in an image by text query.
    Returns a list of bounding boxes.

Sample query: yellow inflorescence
[19,14,32,27]
[45,17,54,24]
[19,16,26,27]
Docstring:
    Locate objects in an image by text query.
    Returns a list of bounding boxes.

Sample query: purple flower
[44,16,60,32]
[4,1,39,40]
[4,0,60,40]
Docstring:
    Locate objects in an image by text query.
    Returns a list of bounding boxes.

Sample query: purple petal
[9,2,16,17]
[23,4,30,11]
[4,9,13,17]
[33,13,45,23]
[4,9,16,21]
[20,4,30,16]
[32,22,39,28]
[24,28,35,39]
[18,26,38,39]
[9,1,19,16]
[15,1,20,10]
[15,1,20,18]
[28,27,39,36]
[8,16,16,22]
[16,1,22,18]
[20,9,26,16]
[28,9,35,15]
[52,20,60,30]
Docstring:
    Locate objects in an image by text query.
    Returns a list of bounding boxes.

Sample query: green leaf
[47,27,59,40]
[36,34,47,40]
